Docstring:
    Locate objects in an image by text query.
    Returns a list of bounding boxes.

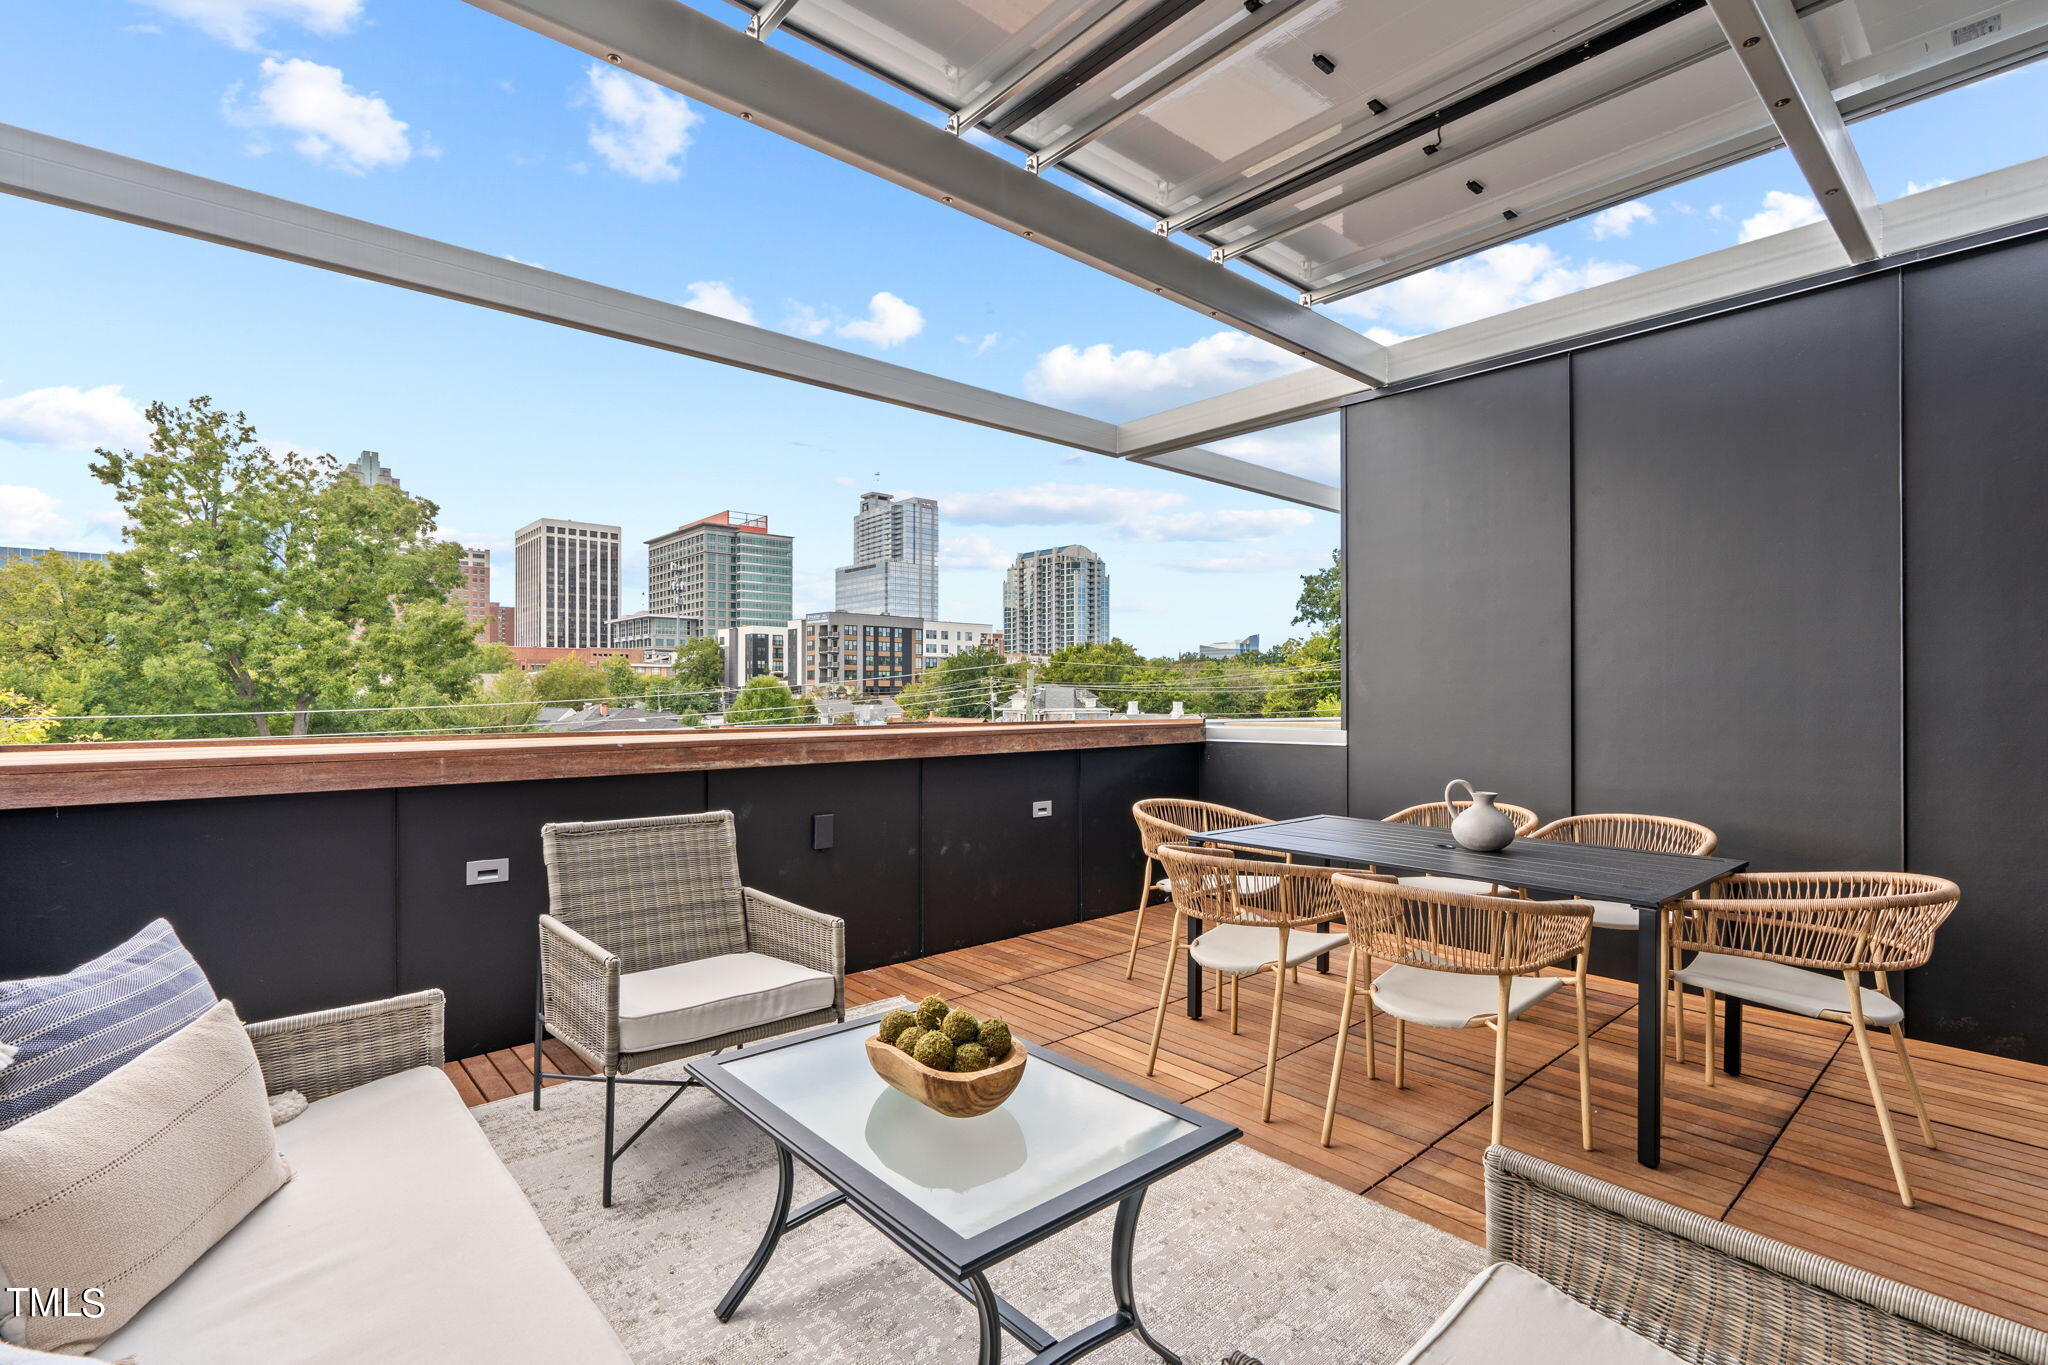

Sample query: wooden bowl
[866,1034,1028,1118]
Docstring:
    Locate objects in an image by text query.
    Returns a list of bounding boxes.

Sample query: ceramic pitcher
[1444,778,1517,852]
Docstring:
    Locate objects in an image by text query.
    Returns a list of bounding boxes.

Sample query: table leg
[1111,1189,1181,1364]
[968,1272,1002,1365]
[1636,904,1663,1169]
[716,1141,794,1322]
[1723,997,1743,1076]
[1184,915,1203,1020]
[1316,950,1332,974]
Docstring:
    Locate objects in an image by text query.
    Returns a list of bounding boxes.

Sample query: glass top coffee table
[688,1015,1240,1363]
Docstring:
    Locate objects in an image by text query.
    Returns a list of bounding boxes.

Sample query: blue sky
[3,2,2044,654]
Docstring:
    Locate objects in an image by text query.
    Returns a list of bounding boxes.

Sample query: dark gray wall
[0,743,1198,1058]
[1345,358,1574,822]
[1341,235,2048,1057]
[1200,740,1347,819]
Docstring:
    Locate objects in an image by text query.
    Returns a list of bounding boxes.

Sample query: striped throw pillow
[0,919,217,1130]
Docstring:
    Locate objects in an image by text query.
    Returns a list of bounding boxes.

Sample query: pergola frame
[6,0,2048,511]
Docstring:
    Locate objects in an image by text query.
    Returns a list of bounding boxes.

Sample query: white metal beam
[947,0,1139,135]
[0,122,1338,511]
[1117,365,1364,461]
[746,0,801,39]
[1707,0,1881,261]
[1028,0,1323,174]
[462,0,1390,385]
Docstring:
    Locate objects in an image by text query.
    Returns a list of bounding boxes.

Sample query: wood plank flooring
[457,909,2048,1332]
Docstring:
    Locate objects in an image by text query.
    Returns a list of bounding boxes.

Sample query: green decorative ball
[978,1018,1013,1060]
[953,1042,990,1073]
[913,1030,956,1070]
[941,1008,980,1043]
[916,995,949,1029]
[895,1025,924,1054]
[877,1009,916,1045]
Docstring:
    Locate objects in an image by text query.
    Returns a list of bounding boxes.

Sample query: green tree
[596,654,645,705]
[645,637,724,714]
[724,672,801,725]
[0,688,62,744]
[0,552,116,738]
[87,397,490,737]
[529,658,603,705]
[422,663,538,734]
[1293,549,1341,633]
[900,646,1019,719]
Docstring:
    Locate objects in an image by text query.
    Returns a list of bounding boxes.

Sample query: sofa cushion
[0,917,216,1130]
[618,951,836,1054]
[0,999,288,1355]
[98,1065,629,1365]
[1395,1261,1684,1364]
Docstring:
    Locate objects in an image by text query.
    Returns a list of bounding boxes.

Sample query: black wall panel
[1200,741,1346,820]
[1076,743,1200,919]
[1343,357,1574,823]
[0,791,397,1025]
[1901,237,2048,1058]
[394,772,707,1057]
[1571,279,1904,872]
[707,759,920,974]
[920,751,1079,952]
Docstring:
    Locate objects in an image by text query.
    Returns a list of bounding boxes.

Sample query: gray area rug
[474,999,1483,1364]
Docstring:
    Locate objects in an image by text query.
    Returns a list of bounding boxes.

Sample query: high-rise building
[833,492,936,617]
[342,451,401,491]
[485,603,516,644]
[452,547,495,632]
[607,612,699,653]
[514,519,621,649]
[647,512,793,634]
[1002,545,1109,657]
[800,611,919,696]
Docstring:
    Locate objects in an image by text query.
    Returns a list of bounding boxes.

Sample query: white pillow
[0,999,290,1354]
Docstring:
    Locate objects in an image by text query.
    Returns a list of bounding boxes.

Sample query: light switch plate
[1031,800,1053,818]
[465,858,510,886]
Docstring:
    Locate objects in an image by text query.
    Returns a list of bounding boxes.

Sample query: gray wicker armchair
[534,810,845,1206]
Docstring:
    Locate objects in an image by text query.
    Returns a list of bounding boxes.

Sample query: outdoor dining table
[1181,814,1748,1168]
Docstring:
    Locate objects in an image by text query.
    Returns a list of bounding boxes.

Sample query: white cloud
[1024,330,1308,406]
[1163,549,1304,574]
[0,384,150,451]
[1738,190,1823,243]
[1589,200,1655,240]
[1329,243,1639,336]
[944,482,1312,543]
[583,64,700,183]
[835,292,924,348]
[230,58,416,173]
[0,486,74,544]
[956,332,1000,356]
[938,532,1011,570]
[681,281,756,326]
[1904,177,1956,196]
[135,0,359,50]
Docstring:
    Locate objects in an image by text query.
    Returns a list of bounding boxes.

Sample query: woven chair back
[1673,872,1959,973]
[1133,798,1271,858]
[1530,812,1718,857]
[1330,873,1592,976]
[1385,799,1541,836]
[1156,843,1378,930]
[541,811,748,973]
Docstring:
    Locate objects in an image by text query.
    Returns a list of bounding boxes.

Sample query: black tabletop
[1188,815,1747,906]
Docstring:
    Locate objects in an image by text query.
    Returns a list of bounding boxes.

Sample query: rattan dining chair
[1670,872,1959,1207]
[1146,844,1389,1123]
[534,810,845,1207]
[1380,798,1542,895]
[1321,873,1595,1151]
[1528,813,1718,1062]
[1127,799,1280,982]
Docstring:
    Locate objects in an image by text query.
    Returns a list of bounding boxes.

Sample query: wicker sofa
[1227,1146,2048,1365]
[87,990,630,1364]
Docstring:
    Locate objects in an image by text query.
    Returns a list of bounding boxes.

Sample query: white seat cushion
[1673,952,1904,1026]
[1189,923,1347,976]
[1370,964,1562,1029]
[1155,874,1282,896]
[1396,1261,1684,1365]
[618,951,836,1054]
[99,1067,630,1365]
[1588,899,1643,930]
[1397,874,1502,895]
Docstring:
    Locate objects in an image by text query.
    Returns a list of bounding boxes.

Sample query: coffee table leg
[716,1141,794,1322]
[1112,1189,1181,1364]
[1636,904,1663,1169]
[967,1272,1002,1364]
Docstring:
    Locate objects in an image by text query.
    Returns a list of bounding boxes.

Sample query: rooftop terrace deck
[453,906,2048,1332]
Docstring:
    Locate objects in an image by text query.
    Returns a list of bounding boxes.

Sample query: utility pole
[1023,663,1038,722]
